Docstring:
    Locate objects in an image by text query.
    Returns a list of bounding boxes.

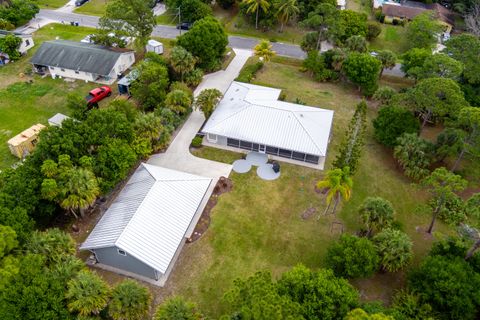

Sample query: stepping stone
[246,152,268,166]
[257,164,280,181]
[232,159,251,173]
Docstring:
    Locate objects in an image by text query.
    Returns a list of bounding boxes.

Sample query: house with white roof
[201,82,334,169]
[80,163,213,286]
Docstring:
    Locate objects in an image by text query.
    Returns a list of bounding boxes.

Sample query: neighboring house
[201,82,334,170]
[80,163,213,286]
[337,0,346,10]
[30,40,135,84]
[382,1,455,32]
[7,124,46,159]
[0,30,34,55]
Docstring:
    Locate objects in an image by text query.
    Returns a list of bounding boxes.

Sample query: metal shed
[146,39,163,55]
[117,70,138,96]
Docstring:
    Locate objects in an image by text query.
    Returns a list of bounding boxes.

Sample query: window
[266,146,279,155]
[305,154,320,164]
[279,149,292,158]
[227,138,240,147]
[240,140,253,150]
[292,152,306,161]
[252,143,259,152]
[207,133,217,142]
[117,249,127,256]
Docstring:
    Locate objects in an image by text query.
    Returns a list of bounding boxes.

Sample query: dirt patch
[187,177,233,243]
[415,225,435,240]
[301,207,317,220]
[314,183,328,194]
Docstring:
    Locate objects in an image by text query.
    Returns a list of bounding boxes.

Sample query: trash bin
[75,22,79,26]
[272,161,280,173]
[70,21,74,26]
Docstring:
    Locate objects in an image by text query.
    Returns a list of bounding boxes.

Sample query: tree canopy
[343,52,381,96]
[405,12,442,50]
[373,106,420,147]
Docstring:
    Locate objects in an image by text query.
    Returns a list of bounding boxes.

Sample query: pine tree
[333,100,367,174]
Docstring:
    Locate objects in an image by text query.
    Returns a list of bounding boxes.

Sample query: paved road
[34,10,406,75]
[37,9,306,59]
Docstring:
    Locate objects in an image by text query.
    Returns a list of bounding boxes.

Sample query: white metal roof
[48,113,70,126]
[80,163,212,274]
[202,82,334,156]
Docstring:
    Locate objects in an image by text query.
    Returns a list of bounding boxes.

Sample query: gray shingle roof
[30,40,133,76]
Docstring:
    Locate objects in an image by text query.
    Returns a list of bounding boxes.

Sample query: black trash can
[272,161,280,173]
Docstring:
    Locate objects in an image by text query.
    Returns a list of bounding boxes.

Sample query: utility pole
[177,6,181,35]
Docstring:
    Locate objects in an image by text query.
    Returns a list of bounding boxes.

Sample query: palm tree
[373,228,413,272]
[244,0,270,30]
[66,270,110,317]
[170,46,196,82]
[359,197,395,237]
[60,167,100,219]
[316,167,353,215]
[108,280,152,320]
[276,0,299,32]
[345,35,367,53]
[376,50,397,78]
[254,40,276,62]
[164,89,193,114]
[195,88,223,119]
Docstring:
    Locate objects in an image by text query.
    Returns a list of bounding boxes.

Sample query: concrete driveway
[147,49,252,178]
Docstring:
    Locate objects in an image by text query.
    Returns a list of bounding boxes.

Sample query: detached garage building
[201,82,334,169]
[30,40,135,84]
[80,163,212,286]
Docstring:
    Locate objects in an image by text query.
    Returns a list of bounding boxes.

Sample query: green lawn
[0,24,111,168]
[155,10,177,26]
[369,24,409,55]
[152,58,452,317]
[74,0,112,16]
[35,0,68,9]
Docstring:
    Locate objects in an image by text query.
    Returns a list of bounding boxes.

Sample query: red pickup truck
[86,86,112,107]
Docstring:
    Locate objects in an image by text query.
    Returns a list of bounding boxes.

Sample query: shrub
[302,50,335,81]
[394,133,434,180]
[372,86,396,105]
[373,228,413,272]
[408,255,480,320]
[184,68,204,87]
[191,136,203,148]
[235,61,264,83]
[367,21,382,40]
[373,106,420,147]
[326,234,379,278]
[435,193,466,225]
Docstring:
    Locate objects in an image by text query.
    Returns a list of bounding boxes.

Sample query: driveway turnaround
[147,49,252,178]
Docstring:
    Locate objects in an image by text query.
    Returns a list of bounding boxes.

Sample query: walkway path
[147,49,252,178]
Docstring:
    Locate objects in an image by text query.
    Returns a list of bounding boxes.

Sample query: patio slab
[232,159,252,173]
[246,152,268,166]
[257,164,281,181]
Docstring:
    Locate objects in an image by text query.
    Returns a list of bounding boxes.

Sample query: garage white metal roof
[202,82,334,156]
[80,163,212,274]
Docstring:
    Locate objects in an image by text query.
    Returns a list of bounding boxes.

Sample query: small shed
[7,124,46,158]
[146,39,163,55]
[117,70,139,96]
[48,113,70,127]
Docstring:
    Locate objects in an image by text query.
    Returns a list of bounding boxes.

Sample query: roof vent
[300,113,304,117]
[230,98,234,101]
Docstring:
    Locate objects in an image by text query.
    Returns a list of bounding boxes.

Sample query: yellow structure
[7,124,46,159]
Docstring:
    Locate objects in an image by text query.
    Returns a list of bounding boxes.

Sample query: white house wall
[113,52,135,75]
[49,66,96,82]
[19,37,34,54]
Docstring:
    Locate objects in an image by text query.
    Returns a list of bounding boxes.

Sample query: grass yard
[74,0,112,16]
[369,24,410,55]
[155,10,177,26]
[35,0,68,9]
[142,58,453,317]
[0,24,114,168]
[346,0,373,16]
[214,6,305,44]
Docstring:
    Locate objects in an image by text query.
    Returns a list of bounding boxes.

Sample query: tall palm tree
[108,280,152,320]
[317,167,353,215]
[66,270,110,317]
[244,0,270,30]
[276,0,299,32]
[60,167,100,219]
[254,40,276,62]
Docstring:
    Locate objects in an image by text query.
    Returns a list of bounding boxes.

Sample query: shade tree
[376,50,396,78]
[405,12,442,50]
[342,52,381,96]
[130,60,170,111]
[450,107,480,172]
[417,53,463,81]
[444,34,480,85]
[325,234,379,278]
[177,17,228,70]
[422,167,467,233]
[373,106,420,147]
[400,48,431,80]
[345,35,367,53]
[300,3,340,51]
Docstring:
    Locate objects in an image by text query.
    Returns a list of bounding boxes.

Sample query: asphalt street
[36,9,405,76]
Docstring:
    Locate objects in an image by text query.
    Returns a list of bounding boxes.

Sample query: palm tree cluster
[243,0,299,30]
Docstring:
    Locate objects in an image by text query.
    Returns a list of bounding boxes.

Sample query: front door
[259,144,266,153]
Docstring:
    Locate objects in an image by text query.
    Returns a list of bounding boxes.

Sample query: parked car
[176,22,192,30]
[75,0,88,6]
[86,86,112,107]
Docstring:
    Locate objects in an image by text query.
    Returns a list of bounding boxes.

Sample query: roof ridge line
[291,111,325,156]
